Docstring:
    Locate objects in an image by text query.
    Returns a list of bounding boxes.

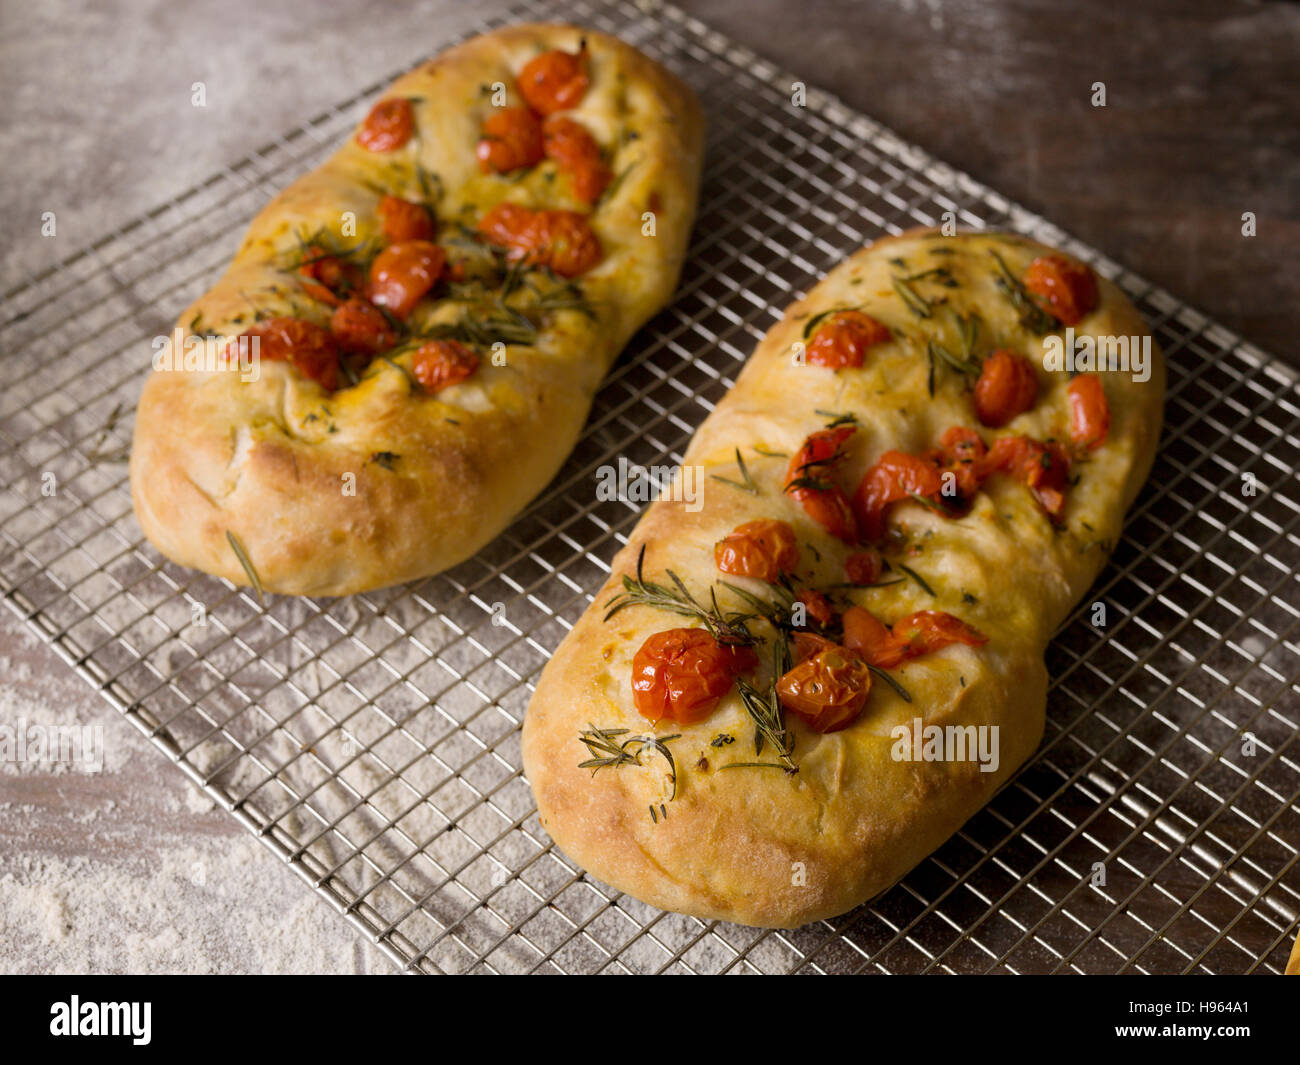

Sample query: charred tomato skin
[631,628,757,725]
[714,519,800,583]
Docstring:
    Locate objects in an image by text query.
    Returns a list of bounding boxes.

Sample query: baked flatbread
[130,24,704,596]
[524,229,1165,927]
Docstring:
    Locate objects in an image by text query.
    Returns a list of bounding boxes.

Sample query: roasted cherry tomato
[1068,374,1110,450]
[411,339,480,394]
[890,610,987,658]
[776,644,872,732]
[329,297,399,357]
[843,606,986,669]
[296,245,363,307]
[517,43,589,115]
[792,631,837,663]
[796,589,835,628]
[844,547,884,585]
[476,106,545,173]
[631,628,757,724]
[377,195,436,243]
[368,240,445,318]
[982,434,1071,522]
[714,518,799,582]
[785,425,858,543]
[841,605,903,669]
[974,348,1038,427]
[1023,254,1098,327]
[852,449,944,542]
[932,425,987,502]
[357,98,414,152]
[476,203,601,277]
[805,310,890,370]
[940,425,987,463]
[228,317,339,391]
[542,115,610,205]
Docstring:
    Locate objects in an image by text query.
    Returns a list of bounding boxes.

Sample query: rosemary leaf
[989,249,1058,335]
[814,409,859,429]
[896,563,936,596]
[710,448,759,495]
[891,275,932,319]
[719,762,796,772]
[906,491,952,516]
[578,725,680,800]
[802,306,853,340]
[868,664,913,703]
[603,546,757,645]
[226,530,265,604]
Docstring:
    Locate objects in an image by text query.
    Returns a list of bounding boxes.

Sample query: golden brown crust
[1288,928,1300,975]
[523,229,1166,928]
[130,24,704,596]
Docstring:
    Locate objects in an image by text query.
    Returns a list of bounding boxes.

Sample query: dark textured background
[4,0,1297,359]
[690,0,1299,361]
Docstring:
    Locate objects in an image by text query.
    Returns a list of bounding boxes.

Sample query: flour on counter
[0,836,387,974]
[0,614,390,974]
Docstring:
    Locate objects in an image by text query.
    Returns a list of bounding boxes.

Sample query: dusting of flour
[0,836,386,974]
[0,615,389,974]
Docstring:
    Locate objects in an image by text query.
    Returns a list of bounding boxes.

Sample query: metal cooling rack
[2,0,1298,974]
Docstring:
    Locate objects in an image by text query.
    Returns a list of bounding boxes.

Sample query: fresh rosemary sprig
[710,448,759,495]
[603,545,758,646]
[925,308,984,396]
[717,579,797,637]
[578,725,680,800]
[526,275,596,318]
[927,338,979,378]
[438,242,595,346]
[402,308,538,350]
[989,249,1058,335]
[285,226,377,271]
[727,642,797,773]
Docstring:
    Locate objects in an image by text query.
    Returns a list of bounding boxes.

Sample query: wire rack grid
[1,0,1298,974]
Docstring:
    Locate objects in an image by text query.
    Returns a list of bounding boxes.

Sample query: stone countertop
[1,0,1295,974]
[4,0,1295,357]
